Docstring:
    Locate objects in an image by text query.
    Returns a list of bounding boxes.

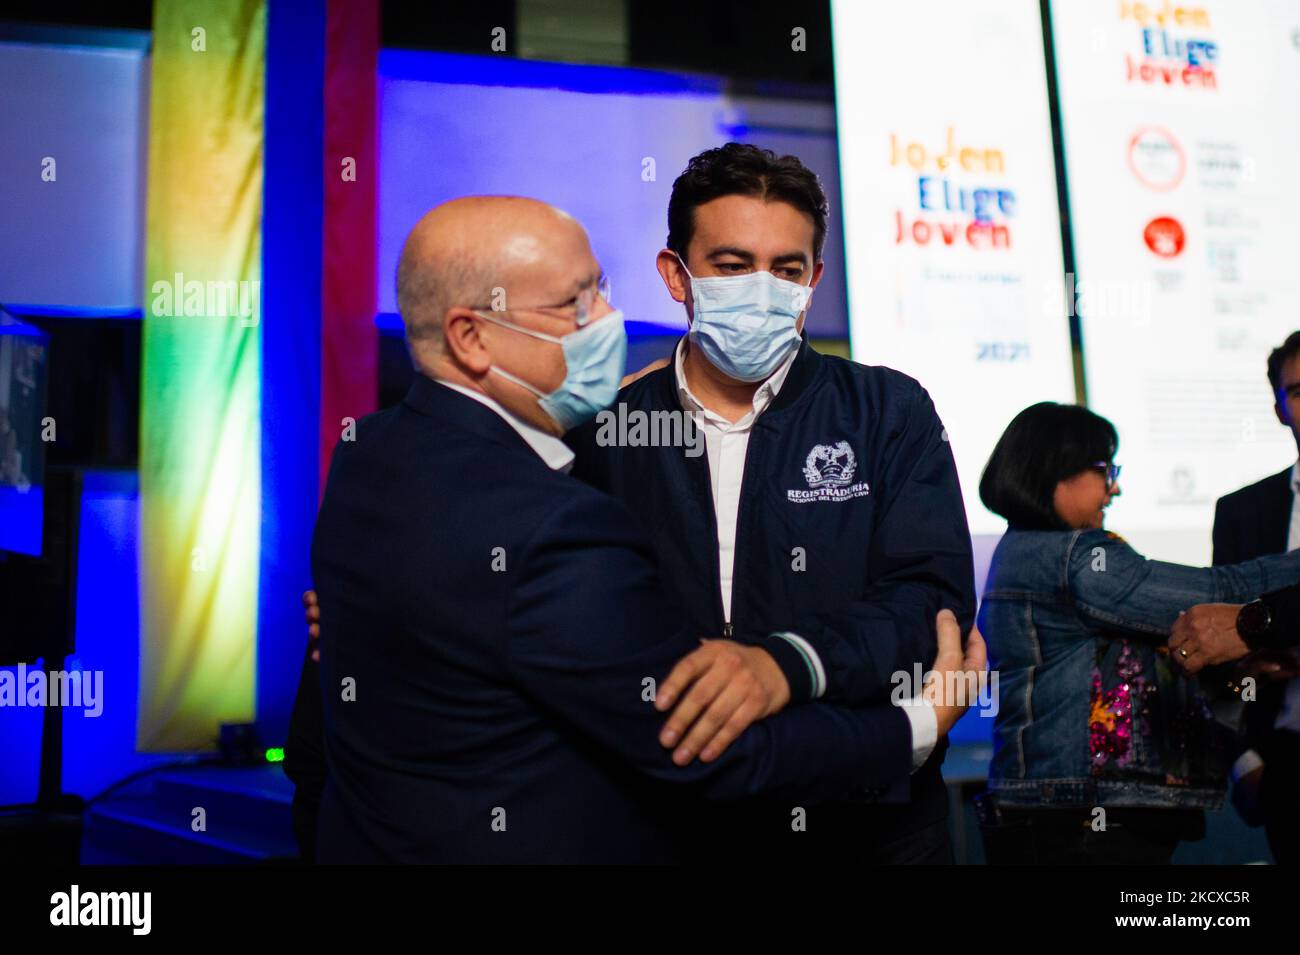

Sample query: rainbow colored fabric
[138,0,266,749]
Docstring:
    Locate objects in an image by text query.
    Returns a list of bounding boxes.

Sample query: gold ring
[1178,648,1189,658]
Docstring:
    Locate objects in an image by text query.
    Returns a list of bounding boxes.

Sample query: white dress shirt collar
[436,379,575,473]
[673,337,798,424]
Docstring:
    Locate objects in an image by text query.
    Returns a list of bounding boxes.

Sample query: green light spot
[265,747,285,763]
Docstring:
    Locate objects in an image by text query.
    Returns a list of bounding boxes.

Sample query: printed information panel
[832,0,1077,535]
[1052,0,1300,561]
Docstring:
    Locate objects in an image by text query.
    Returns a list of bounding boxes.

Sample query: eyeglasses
[468,274,611,328]
[1091,461,1122,486]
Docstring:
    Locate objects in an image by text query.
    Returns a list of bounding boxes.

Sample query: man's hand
[1170,603,1249,674]
[924,609,988,737]
[654,640,790,766]
[620,357,671,388]
[303,589,320,662]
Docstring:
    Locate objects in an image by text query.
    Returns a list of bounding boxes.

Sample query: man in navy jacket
[306,195,979,863]
[567,144,977,862]
[1201,331,1300,862]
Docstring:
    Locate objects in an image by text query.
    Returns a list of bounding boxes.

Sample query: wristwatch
[1237,598,1274,650]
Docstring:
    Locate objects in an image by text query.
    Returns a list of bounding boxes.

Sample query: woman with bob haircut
[975,401,1300,864]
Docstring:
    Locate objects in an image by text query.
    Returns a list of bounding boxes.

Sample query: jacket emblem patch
[788,442,871,503]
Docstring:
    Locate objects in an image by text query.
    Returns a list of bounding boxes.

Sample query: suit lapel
[1264,466,1295,555]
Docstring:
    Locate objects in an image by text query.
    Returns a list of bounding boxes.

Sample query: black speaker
[0,467,82,667]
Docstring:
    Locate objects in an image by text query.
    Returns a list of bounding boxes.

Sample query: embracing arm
[502,491,919,803]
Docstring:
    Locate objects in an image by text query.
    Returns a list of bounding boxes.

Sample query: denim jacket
[979,527,1300,810]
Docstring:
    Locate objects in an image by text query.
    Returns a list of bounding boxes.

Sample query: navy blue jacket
[310,375,915,863]
[566,339,977,814]
[568,339,976,704]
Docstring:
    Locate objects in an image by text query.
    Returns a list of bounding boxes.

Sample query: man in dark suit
[1207,330,1300,862]
[304,196,981,863]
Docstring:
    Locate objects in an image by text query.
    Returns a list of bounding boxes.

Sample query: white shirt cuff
[897,698,938,772]
[770,631,827,699]
[1231,748,1264,785]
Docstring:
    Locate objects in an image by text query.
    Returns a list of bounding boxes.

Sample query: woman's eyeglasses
[1091,461,1122,487]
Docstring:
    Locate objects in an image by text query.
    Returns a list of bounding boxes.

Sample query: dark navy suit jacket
[1212,467,1293,753]
[310,375,915,863]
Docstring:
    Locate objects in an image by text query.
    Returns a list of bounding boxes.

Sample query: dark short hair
[666,143,829,261]
[1268,331,1300,397]
[979,402,1119,530]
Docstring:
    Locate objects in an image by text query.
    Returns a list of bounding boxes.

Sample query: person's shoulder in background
[1218,465,1292,512]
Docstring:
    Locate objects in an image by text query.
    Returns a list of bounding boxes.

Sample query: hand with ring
[1169,603,1249,674]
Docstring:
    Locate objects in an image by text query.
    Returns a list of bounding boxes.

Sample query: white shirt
[674,337,797,626]
[1231,460,1300,783]
[436,379,574,473]
[673,338,937,769]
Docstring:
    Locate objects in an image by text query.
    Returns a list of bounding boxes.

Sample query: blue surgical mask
[678,256,812,383]
[474,309,627,432]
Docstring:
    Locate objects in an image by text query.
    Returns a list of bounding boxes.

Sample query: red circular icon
[1143,216,1185,258]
